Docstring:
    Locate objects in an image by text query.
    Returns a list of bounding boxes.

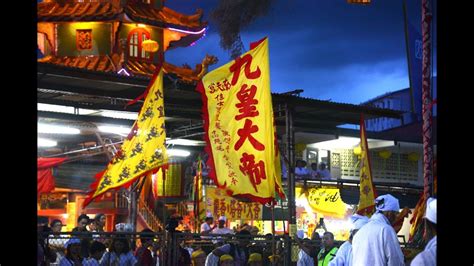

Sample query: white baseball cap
[218,215,227,222]
[424,197,436,224]
[375,194,400,212]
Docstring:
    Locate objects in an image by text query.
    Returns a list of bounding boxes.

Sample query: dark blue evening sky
[165,0,437,104]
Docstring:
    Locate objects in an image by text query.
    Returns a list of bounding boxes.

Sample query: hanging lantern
[378,150,392,160]
[347,0,371,4]
[142,40,159,53]
[353,146,362,156]
[408,152,420,162]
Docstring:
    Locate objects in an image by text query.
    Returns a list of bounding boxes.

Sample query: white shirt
[204,253,220,266]
[352,212,405,266]
[297,249,314,266]
[317,169,332,180]
[201,222,213,234]
[295,167,310,177]
[83,257,100,266]
[410,236,436,266]
[211,227,234,235]
[329,241,352,266]
[210,227,234,244]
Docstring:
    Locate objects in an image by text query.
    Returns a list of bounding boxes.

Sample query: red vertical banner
[421,0,434,199]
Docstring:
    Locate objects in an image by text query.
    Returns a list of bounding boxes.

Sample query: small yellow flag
[357,114,377,216]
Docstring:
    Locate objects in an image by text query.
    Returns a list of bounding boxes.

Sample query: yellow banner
[296,187,347,218]
[84,68,168,206]
[357,115,376,216]
[203,187,262,221]
[152,164,183,198]
[198,38,283,204]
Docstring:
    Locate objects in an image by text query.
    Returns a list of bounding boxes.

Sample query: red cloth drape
[37,157,66,194]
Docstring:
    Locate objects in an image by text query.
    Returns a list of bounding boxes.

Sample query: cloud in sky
[165,0,436,104]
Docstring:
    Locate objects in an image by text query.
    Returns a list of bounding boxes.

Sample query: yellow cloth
[220,254,233,262]
[268,254,280,262]
[199,38,284,204]
[356,115,376,216]
[191,250,205,259]
[248,253,262,262]
[88,68,168,202]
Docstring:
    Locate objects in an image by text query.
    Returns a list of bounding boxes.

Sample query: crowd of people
[38,193,437,266]
[295,160,332,180]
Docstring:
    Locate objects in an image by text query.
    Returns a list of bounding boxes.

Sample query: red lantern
[347,0,371,4]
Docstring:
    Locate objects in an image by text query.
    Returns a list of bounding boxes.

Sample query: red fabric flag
[37,157,66,194]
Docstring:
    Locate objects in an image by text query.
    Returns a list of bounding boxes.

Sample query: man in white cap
[410,197,436,266]
[328,214,369,266]
[201,213,216,236]
[210,215,234,245]
[352,194,405,266]
[211,216,234,235]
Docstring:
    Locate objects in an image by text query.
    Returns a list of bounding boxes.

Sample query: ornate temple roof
[37,53,218,84]
[38,1,206,31]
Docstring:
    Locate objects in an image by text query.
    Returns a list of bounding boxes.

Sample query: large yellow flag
[357,114,377,216]
[83,67,168,207]
[197,38,284,204]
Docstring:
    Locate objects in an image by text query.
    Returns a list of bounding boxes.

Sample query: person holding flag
[352,194,405,266]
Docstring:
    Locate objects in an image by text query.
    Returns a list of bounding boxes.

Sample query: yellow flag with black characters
[83,67,168,207]
[356,114,377,216]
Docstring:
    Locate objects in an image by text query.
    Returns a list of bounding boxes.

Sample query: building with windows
[362,76,437,132]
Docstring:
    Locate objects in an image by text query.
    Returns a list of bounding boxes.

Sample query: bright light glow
[99,110,138,120]
[137,24,147,28]
[38,103,75,114]
[167,149,191,157]
[38,124,81,135]
[167,27,207,35]
[310,137,360,150]
[117,68,131,76]
[62,214,69,219]
[98,126,131,135]
[38,138,57,147]
[167,138,206,146]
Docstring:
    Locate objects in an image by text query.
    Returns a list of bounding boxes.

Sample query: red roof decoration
[37,1,206,31]
[38,53,218,83]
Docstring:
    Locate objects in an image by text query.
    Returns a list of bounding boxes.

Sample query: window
[127,28,151,61]
[76,29,92,50]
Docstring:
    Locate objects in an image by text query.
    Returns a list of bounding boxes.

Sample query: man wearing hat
[410,198,436,266]
[211,216,234,235]
[191,249,207,266]
[248,253,263,266]
[201,213,217,236]
[328,214,369,266]
[352,194,405,266]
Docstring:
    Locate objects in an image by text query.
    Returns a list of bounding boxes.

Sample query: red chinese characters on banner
[229,53,267,191]
[234,119,265,151]
[206,187,262,220]
[229,54,261,85]
[239,153,267,192]
[235,84,259,120]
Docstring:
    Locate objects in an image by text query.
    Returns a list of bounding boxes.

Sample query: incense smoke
[210,0,274,59]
